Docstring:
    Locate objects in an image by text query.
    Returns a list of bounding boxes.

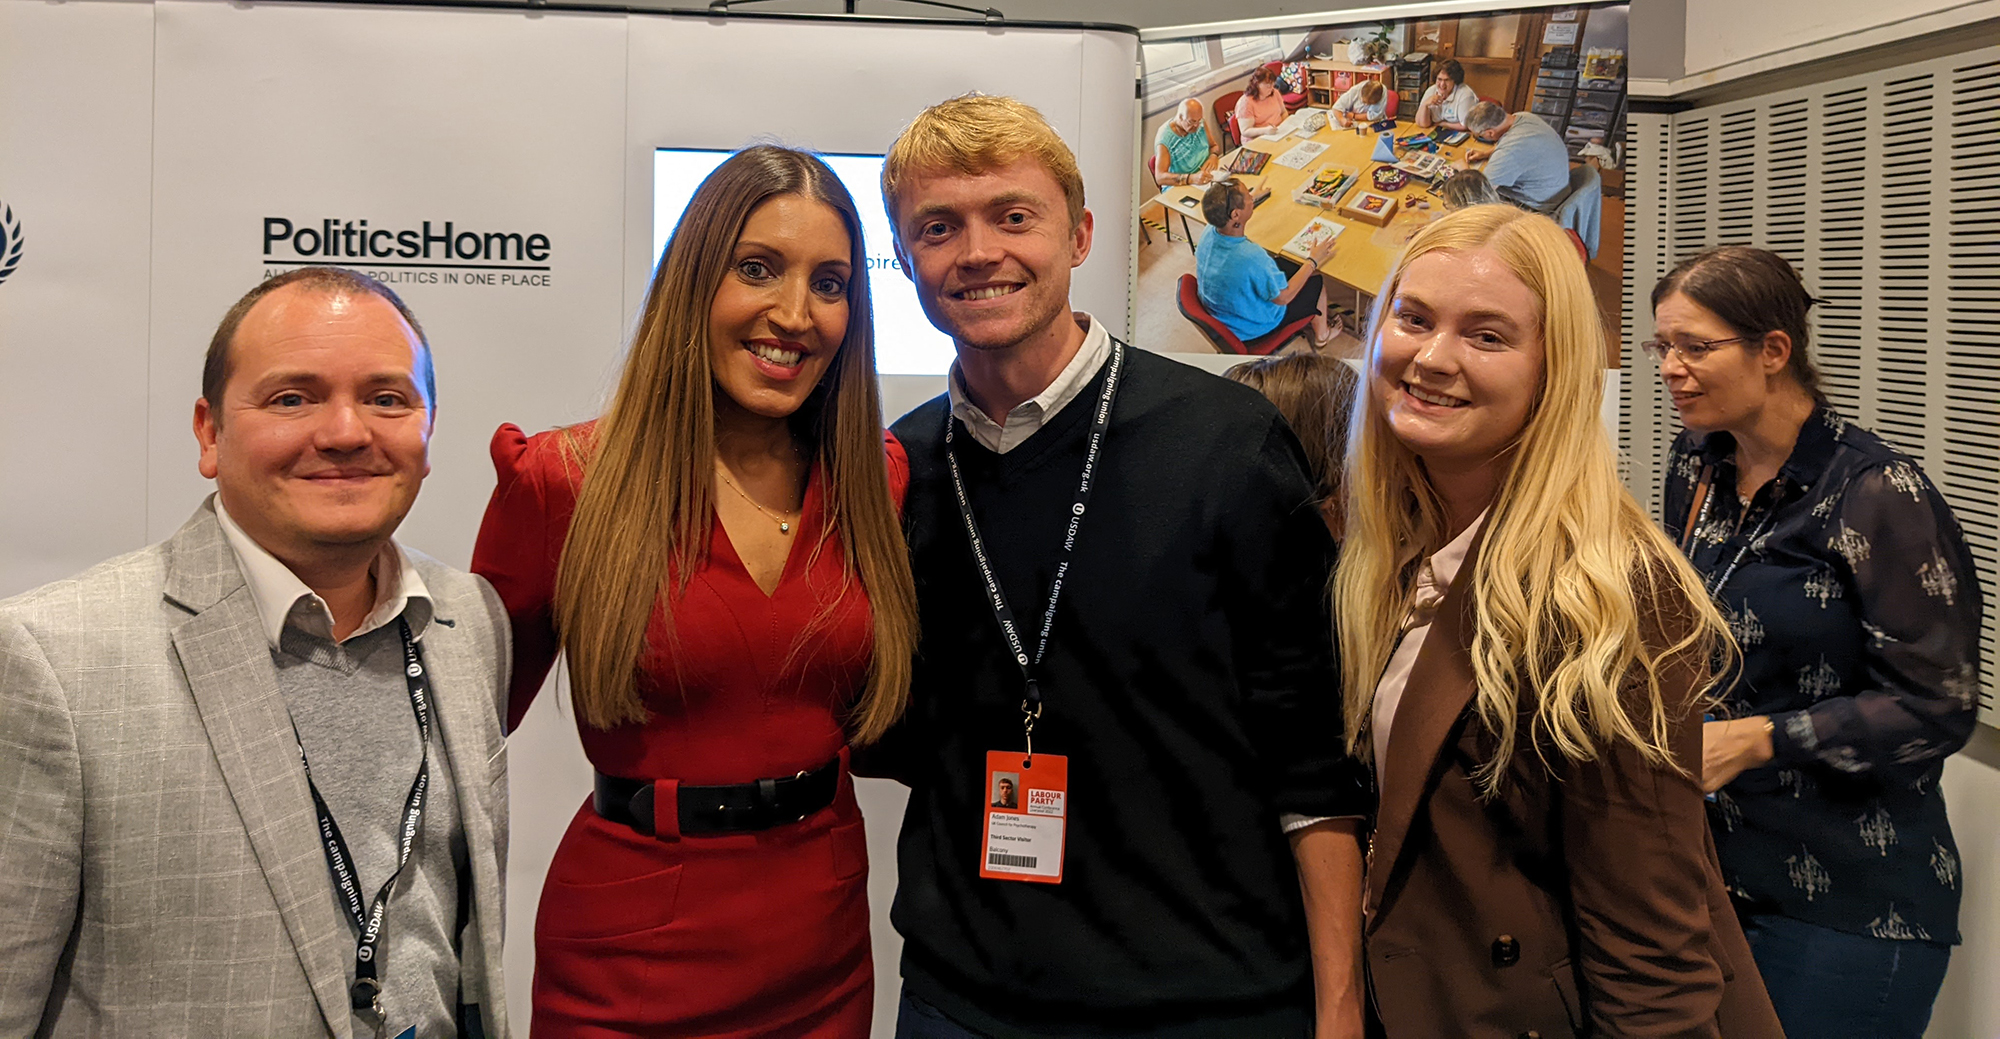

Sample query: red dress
[471,422,907,1038]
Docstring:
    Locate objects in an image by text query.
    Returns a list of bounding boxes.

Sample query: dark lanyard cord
[297,617,434,1029]
[945,340,1125,757]
[1684,468,1782,599]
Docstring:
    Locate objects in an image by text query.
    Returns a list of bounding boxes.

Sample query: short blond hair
[882,94,1086,232]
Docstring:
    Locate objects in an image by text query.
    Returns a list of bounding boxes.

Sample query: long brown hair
[1224,352,1360,531]
[554,145,917,741]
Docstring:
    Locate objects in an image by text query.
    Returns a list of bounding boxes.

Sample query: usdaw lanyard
[296,617,435,1034]
[944,339,1124,758]
[948,341,1123,886]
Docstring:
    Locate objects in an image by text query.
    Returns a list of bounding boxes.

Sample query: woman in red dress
[472,145,917,1038]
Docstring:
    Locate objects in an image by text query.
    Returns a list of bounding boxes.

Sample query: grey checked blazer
[0,499,511,1038]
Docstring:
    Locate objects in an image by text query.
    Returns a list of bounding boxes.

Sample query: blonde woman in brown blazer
[1332,205,1785,1038]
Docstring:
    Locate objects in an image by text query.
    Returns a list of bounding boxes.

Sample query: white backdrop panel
[7,5,1138,1032]
[147,0,632,563]
[0,0,156,594]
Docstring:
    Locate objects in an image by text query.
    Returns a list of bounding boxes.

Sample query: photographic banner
[1136,4,1629,366]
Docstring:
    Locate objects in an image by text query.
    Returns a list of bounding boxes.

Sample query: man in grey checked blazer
[0,268,511,1038]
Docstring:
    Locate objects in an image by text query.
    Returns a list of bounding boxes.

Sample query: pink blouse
[1235,88,1287,132]
[1371,513,1486,769]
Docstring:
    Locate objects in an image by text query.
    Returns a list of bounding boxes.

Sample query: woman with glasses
[1650,246,1982,1039]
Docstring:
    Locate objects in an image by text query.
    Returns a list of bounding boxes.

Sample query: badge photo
[980,751,1068,884]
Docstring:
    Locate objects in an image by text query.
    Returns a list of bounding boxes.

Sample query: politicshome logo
[0,201,23,288]
[262,217,552,287]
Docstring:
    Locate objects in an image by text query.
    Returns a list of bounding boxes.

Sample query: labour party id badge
[980,751,1068,883]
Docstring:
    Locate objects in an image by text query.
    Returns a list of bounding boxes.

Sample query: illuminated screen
[652,149,954,376]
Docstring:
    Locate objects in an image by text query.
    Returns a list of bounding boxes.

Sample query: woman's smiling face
[706,193,852,421]
[1374,246,1546,473]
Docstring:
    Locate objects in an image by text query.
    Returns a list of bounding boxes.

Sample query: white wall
[1934,728,2000,1039]
[1677,0,2000,88]
[1685,0,1969,73]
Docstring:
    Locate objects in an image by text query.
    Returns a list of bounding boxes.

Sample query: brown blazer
[1364,539,1785,1039]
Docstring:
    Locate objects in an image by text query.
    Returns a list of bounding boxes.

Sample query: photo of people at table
[1137,4,1629,358]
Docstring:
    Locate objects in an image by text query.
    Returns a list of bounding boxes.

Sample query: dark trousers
[1266,257,1326,336]
[1741,911,1952,1039]
[1276,271,1327,332]
[894,989,1312,1039]
[895,992,989,1039]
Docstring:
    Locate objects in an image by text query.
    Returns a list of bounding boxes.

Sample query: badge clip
[351,977,384,1016]
[1020,689,1043,767]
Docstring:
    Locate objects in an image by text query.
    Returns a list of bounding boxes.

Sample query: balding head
[192,273,437,574]
[203,267,434,429]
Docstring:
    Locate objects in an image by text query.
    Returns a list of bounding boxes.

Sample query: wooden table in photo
[1151,118,1476,304]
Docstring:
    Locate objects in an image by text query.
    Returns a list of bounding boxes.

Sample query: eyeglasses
[1638,335,1752,363]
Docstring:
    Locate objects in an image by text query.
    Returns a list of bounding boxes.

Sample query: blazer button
[1491,934,1521,967]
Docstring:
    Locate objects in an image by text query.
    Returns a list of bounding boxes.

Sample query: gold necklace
[717,468,800,535]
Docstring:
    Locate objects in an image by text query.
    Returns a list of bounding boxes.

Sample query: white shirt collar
[213,496,432,649]
[947,312,1111,455]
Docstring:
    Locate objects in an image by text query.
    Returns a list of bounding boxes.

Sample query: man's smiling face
[891,156,1093,355]
[194,285,433,565]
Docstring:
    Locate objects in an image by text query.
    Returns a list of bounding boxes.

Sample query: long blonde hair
[1335,204,1729,791]
[554,146,917,741]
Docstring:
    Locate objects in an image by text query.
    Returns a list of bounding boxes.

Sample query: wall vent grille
[1620,110,1676,517]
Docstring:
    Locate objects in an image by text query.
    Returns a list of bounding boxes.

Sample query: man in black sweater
[875,94,1370,1039]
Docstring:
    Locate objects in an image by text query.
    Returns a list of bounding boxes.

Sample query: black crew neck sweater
[880,346,1368,1038]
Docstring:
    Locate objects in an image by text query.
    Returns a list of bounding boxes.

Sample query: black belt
[593,758,840,837]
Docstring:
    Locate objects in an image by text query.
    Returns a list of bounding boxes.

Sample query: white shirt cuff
[1281,812,1340,834]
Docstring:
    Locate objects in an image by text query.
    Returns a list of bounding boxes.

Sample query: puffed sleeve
[1562,588,1731,1036]
[470,423,568,733]
[885,430,910,513]
[1767,459,1984,783]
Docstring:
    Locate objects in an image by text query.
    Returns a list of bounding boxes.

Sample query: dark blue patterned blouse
[1662,405,1983,944]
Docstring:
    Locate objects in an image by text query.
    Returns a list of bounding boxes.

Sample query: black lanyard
[296,617,434,1030]
[1685,468,1782,599]
[945,340,1125,757]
